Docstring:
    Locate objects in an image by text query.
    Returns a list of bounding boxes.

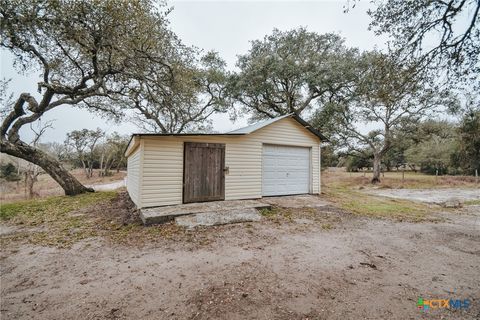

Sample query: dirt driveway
[1,203,479,319]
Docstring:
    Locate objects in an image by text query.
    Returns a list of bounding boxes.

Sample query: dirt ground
[1,198,479,319]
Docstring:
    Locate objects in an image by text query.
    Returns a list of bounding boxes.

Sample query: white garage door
[262,144,310,196]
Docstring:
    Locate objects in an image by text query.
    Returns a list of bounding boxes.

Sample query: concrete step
[139,199,271,226]
[175,208,262,229]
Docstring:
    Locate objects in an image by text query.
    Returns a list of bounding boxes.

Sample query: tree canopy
[454,108,480,174]
[0,0,178,194]
[127,51,230,133]
[228,28,359,121]
[368,0,480,88]
[311,51,457,182]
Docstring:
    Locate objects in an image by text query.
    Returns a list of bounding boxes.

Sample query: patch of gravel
[87,179,125,191]
[367,188,480,204]
[0,225,18,236]
[260,194,331,208]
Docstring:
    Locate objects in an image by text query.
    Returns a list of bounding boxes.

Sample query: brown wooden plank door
[183,142,225,203]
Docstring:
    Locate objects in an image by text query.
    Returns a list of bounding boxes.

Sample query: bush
[419,164,448,175]
[345,154,372,172]
[0,163,21,181]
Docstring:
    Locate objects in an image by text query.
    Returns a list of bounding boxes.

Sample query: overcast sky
[0,0,385,143]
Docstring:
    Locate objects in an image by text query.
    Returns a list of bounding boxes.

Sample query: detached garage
[125,114,326,209]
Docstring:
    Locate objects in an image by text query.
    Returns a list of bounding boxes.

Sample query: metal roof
[228,114,292,134]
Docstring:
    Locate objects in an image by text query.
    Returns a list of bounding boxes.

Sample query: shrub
[0,163,21,181]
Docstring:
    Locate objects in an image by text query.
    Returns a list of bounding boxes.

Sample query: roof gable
[228,114,292,134]
[229,113,327,141]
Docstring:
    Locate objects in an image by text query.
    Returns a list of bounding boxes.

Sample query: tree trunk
[1,139,94,196]
[99,153,105,177]
[87,162,94,178]
[25,172,36,199]
[372,154,382,184]
[81,160,89,179]
[105,160,113,177]
[24,172,28,199]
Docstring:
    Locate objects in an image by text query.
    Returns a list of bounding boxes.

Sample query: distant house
[124,114,326,208]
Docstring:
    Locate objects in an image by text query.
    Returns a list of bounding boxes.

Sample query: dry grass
[0,169,126,203]
[323,186,434,222]
[464,199,480,206]
[0,191,119,247]
[319,170,456,222]
[322,170,478,190]
[0,190,213,248]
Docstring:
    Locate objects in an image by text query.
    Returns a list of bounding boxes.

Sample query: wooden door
[183,142,225,203]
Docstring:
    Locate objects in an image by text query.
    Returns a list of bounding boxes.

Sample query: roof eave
[290,114,329,142]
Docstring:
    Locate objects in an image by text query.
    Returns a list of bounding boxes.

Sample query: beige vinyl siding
[126,144,142,207]
[141,140,183,206]
[139,117,321,208]
[318,140,322,194]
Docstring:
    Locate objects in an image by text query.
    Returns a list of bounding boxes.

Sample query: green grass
[259,207,280,217]
[0,192,117,224]
[321,223,333,230]
[324,186,432,222]
[464,199,480,205]
[0,191,193,248]
[0,192,118,247]
[320,170,474,221]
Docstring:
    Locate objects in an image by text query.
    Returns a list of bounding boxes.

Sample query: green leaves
[229,28,359,121]
[310,50,457,178]
[126,48,230,134]
[367,0,480,89]
[0,0,174,111]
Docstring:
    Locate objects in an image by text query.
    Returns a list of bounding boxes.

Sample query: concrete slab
[175,208,262,229]
[260,194,331,208]
[140,195,332,226]
[140,199,271,225]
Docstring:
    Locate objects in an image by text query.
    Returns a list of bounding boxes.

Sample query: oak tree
[0,0,175,195]
[65,128,104,179]
[368,0,480,88]
[312,51,456,183]
[229,28,359,121]
[128,51,230,133]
